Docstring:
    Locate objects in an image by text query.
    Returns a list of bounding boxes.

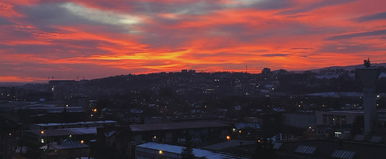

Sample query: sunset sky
[1,0,386,82]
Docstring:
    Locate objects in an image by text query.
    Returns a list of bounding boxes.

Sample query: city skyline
[1,0,386,82]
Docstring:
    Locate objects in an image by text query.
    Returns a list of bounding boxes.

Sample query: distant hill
[0,82,27,87]
[308,63,386,73]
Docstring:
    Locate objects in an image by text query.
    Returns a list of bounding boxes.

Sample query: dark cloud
[0,17,12,24]
[356,12,386,22]
[327,29,386,40]
[128,1,222,15]
[187,52,259,58]
[290,48,313,50]
[280,0,355,15]
[261,53,289,57]
[16,2,134,34]
[17,3,88,26]
[0,39,110,58]
[250,0,294,10]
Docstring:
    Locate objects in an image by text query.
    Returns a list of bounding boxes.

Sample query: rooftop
[35,120,117,127]
[129,121,230,132]
[277,140,386,159]
[137,142,246,159]
[30,127,97,137]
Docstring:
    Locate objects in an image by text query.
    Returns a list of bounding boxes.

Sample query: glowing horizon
[1,0,386,82]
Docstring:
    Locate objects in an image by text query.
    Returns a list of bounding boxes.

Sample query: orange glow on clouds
[0,0,386,82]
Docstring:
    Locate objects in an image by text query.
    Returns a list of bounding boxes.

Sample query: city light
[40,130,45,134]
[158,150,163,155]
[80,140,85,144]
[226,135,231,141]
[92,108,97,112]
[41,139,45,144]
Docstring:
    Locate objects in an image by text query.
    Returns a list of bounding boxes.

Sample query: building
[31,120,117,130]
[316,111,362,127]
[135,142,246,159]
[129,121,232,145]
[314,110,386,139]
[91,121,232,159]
[42,140,90,159]
[356,60,380,134]
[0,116,19,159]
[283,112,316,129]
[274,139,386,159]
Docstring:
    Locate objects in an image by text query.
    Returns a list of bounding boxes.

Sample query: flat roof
[31,127,97,137]
[129,121,230,132]
[137,142,246,159]
[49,142,88,150]
[35,120,117,127]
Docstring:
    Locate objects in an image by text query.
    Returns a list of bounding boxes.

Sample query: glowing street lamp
[158,150,164,155]
[226,135,231,141]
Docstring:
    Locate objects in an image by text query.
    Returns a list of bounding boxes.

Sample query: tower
[356,59,380,135]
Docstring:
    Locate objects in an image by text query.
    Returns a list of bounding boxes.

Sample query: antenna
[364,58,371,67]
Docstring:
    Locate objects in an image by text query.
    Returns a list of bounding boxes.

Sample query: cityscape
[1,0,386,159]
[1,61,386,159]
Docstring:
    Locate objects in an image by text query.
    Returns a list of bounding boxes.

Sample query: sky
[1,0,386,82]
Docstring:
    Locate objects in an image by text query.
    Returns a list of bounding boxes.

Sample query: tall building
[356,59,380,135]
